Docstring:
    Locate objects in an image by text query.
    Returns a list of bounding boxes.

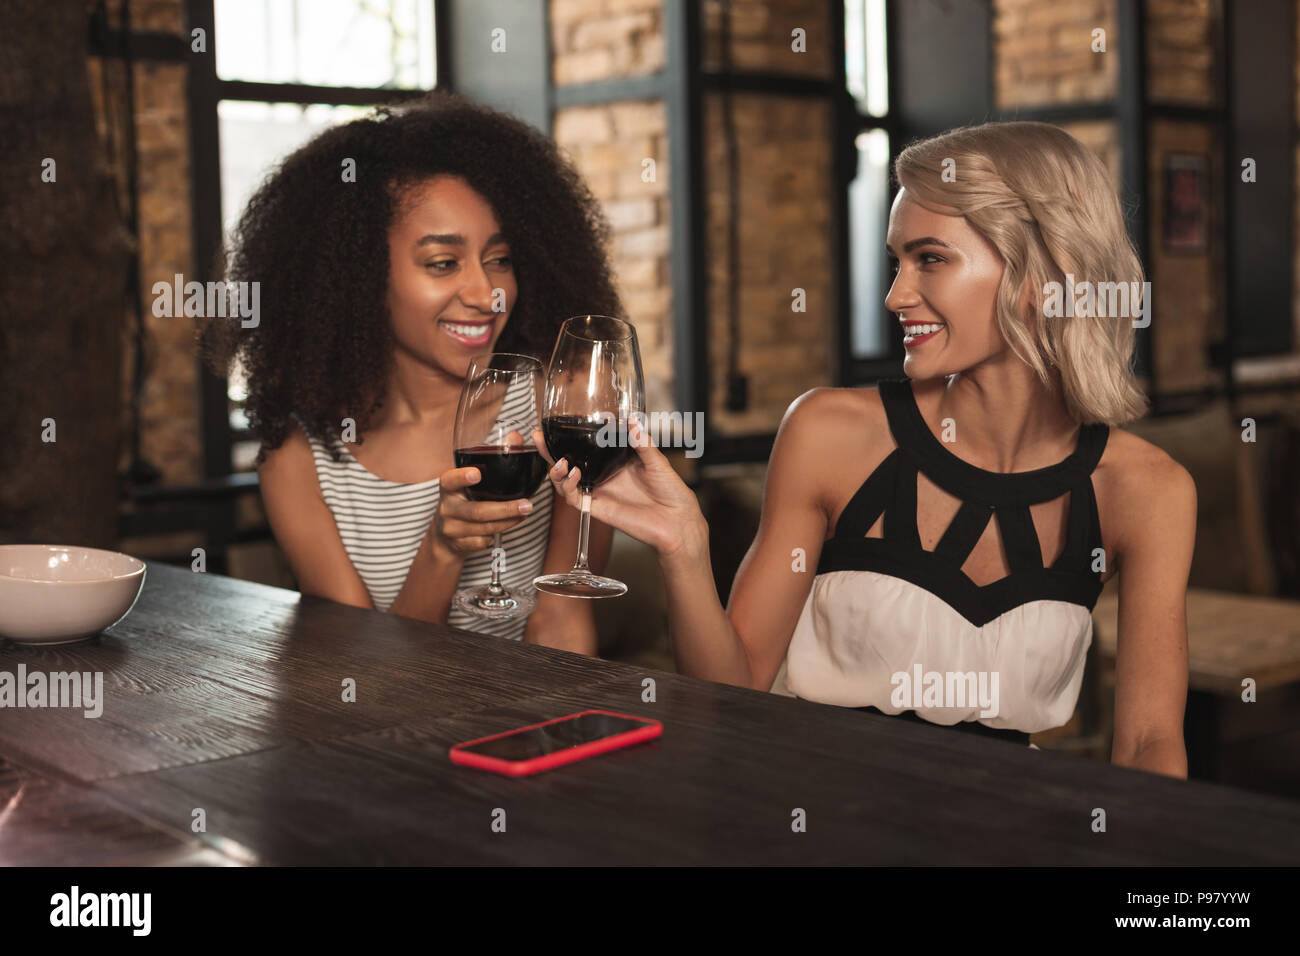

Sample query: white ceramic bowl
[0,545,147,645]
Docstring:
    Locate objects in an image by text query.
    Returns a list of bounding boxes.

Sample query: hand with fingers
[531,418,705,558]
[431,456,534,561]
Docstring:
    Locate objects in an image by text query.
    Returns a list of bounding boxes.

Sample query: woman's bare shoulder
[1093,425,1197,551]
[1096,426,1193,489]
[768,386,894,527]
[257,421,320,487]
[774,385,893,481]
[781,384,889,441]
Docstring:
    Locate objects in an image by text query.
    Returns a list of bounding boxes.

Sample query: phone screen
[458,713,653,762]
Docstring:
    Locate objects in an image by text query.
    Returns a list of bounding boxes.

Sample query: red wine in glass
[451,354,545,620]
[534,315,645,599]
[540,416,633,489]
[454,445,547,501]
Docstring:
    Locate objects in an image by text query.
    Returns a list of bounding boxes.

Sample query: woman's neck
[936,354,1079,473]
[373,348,464,429]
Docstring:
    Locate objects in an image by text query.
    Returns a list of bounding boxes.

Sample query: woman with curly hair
[538,121,1194,775]
[202,92,619,649]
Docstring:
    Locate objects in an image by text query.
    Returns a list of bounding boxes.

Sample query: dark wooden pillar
[0,0,130,548]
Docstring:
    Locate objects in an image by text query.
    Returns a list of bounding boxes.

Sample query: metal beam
[989,101,1117,123]
[1117,0,1152,395]
[664,0,708,421]
[217,80,428,106]
[553,73,667,108]
[184,0,232,482]
[699,71,834,97]
[89,27,187,61]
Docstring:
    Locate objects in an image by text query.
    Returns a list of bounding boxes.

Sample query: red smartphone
[449,709,662,777]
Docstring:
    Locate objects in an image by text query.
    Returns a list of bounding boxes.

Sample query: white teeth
[903,323,945,337]
[442,322,491,338]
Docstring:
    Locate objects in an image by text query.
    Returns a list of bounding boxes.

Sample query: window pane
[845,0,888,117]
[218,100,372,412]
[218,100,371,236]
[849,129,891,358]
[214,0,435,89]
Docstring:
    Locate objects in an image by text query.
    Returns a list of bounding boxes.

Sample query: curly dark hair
[200,91,623,465]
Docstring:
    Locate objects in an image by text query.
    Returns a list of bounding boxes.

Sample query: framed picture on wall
[1163,153,1209,254]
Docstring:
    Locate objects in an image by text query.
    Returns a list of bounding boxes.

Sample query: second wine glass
[534,315,645,599]
[451,353,547,619]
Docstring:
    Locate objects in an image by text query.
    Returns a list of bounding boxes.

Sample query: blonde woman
[535,121,1193,777]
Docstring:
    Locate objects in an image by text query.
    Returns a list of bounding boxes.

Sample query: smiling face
[385,175,517,380]
[885,188,1012,380]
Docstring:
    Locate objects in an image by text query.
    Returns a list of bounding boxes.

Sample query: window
[843,0,897,377]
[214,0,435,88]
[848,127,890,358]
[192,0,441,472]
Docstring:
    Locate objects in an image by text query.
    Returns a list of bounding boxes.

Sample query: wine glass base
[532,571,627,599]
[453,586,537,619]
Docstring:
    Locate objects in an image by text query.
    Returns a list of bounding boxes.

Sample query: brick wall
[701,1,835,435]
[993,0,1118,108]
[552,100,675,413]
[549,2,839,474]
[995,0,1232,402]
[701,0,832,77]
[1058,118,1121,192]
[91,0,290,580]
[1147,120,1219,394]
[550,0,664,84]
[88,1,199,487]
[94,0,1293,482]
[1147,0,1215,104]
[704,93,834,434]
[102,0,181,31]
[550,2,674,414]
[1144,0,1220,395]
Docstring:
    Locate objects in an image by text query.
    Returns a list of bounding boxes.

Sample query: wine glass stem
[486,532,506,596]
[573,488,593,572]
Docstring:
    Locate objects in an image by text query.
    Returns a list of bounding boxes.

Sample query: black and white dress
[786,378,1110,745]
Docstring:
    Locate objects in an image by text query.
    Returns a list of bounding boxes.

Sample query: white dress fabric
[788,573,1093,733]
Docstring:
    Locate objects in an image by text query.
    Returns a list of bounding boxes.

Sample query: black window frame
[840,0,905,387]
[185,0,447,480]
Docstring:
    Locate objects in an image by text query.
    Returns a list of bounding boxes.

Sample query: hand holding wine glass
[450,353,547,619]
[532,417,705,559]
[430,462,532,560]
[532,315,647,598]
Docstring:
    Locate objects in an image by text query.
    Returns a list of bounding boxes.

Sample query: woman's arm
[387,465,535,624]
[663,392,838,689]
[384,506,469,624]
[523,488,615,655]
[1109,450,1196,778]
[258,426,375,608]
[537,387,843,690]
[260,426,529,625]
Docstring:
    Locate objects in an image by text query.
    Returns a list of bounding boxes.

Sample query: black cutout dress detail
[786,379,1110,738]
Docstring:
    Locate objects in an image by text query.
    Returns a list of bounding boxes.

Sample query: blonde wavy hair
[894,121,1147,425]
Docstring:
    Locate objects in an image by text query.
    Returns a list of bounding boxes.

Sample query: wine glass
[534,315,645,598]
[451,353,547,619]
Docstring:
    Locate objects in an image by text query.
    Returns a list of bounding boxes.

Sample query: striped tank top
[303,382,554,641]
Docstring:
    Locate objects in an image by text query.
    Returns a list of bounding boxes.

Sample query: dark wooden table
[3,563,1300,865]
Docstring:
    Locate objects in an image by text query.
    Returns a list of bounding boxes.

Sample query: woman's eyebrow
[417,233,464,247]
[415,232,508,247]
[884,236,955,256]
